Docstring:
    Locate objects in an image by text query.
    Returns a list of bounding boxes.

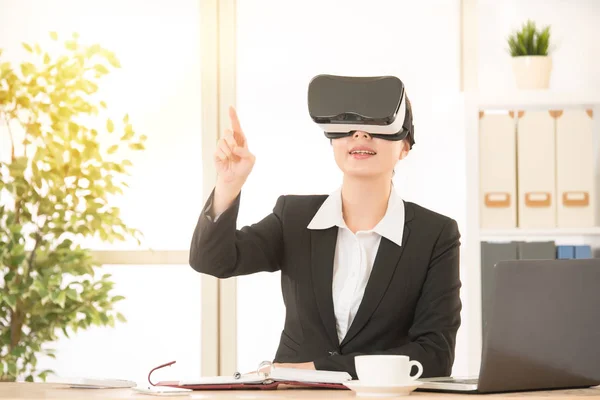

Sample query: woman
[190,103,461,379]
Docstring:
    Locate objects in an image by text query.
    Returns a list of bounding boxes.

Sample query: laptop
[418,258,600,393]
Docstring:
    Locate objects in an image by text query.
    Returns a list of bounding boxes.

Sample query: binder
[479,112,517,229]
[555,109,595,228]
[480,242,518,330]
[517,111,556,228]
[574,245,592,259]
[556,245,575,259]
[516,241,556,260]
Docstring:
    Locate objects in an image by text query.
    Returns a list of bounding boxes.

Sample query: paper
[270,367,351,384]
[133,386,191,396]
[179,373,265,386]
[48,376,137,389]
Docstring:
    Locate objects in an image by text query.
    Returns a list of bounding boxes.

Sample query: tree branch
[2,111,16,161]
[23,217,47,283]
[26,232,42,276]
[21,116,34,159]
[9,302,24,351]
[3,109,23,225]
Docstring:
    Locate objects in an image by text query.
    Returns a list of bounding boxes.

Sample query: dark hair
[404,95,415,149]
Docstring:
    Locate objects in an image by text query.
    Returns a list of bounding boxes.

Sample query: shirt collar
[307,185,405,247]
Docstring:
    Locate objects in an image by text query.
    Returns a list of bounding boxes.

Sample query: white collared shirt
[307,186,405,344]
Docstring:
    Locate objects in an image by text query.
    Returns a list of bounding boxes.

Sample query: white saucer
[344,380,422,397]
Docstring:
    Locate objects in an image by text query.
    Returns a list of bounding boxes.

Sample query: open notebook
[148,361,352,390]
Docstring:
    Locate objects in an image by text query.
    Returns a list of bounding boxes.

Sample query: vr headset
[307,74,414,148]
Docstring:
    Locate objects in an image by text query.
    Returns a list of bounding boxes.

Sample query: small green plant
[0,32,146,382]
[507,20,551,57]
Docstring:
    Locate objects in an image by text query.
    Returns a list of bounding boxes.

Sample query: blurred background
[1,0,599,387]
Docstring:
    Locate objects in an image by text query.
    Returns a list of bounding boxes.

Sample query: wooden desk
[2,383,600,400]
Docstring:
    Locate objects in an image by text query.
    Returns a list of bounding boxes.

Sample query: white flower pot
[511,55,552,89]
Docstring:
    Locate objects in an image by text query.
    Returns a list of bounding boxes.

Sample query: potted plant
[0,32,146,382]
[507,20,552,89]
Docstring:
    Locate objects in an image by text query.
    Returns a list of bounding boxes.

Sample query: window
[0,0,205,383]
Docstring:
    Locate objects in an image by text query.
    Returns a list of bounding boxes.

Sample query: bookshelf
[476,90,600,109]
[480,227,600,236]
[479,227,600,247]
[469,91,600,239]
[462,91,600,375]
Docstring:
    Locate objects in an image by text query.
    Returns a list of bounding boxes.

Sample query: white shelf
[480,227,600,241]
[477,90,600,109]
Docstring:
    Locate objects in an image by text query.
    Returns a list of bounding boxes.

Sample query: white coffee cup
[354,355,423,386]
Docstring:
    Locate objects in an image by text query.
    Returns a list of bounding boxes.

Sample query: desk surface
[2,383,600,400]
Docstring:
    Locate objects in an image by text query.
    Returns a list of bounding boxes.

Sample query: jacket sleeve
[189,188,285,278]
[313,218,462,379]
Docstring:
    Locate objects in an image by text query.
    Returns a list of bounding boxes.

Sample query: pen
[233,371,241,380]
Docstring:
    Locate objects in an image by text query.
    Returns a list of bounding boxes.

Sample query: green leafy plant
[507,19,551,56]
[0,32,146,382]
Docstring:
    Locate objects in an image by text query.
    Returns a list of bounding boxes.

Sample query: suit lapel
[310,227,340,348]
[340,202,415,347]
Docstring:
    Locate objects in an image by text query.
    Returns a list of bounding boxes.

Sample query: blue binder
[556,245,575,259]
[574,245,592,259]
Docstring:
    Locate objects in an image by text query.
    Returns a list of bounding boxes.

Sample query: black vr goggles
[307,74,415,148]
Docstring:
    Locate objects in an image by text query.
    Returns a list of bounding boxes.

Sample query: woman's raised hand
[214,106,256,184]
[212,106,256,216]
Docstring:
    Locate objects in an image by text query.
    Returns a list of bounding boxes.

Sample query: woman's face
[331,131,409,179]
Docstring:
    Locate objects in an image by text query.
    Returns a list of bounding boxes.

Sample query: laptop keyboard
[441,378,479,385]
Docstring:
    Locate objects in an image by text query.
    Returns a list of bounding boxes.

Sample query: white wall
[0,0,203,384]
[478,0,600,93]
[235,0,468,376]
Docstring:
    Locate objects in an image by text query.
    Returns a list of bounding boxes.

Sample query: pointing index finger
[229,106,246,147]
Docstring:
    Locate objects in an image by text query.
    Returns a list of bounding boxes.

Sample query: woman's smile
[349,145,377,160]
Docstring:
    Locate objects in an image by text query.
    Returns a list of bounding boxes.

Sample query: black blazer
[190,189,462,379]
